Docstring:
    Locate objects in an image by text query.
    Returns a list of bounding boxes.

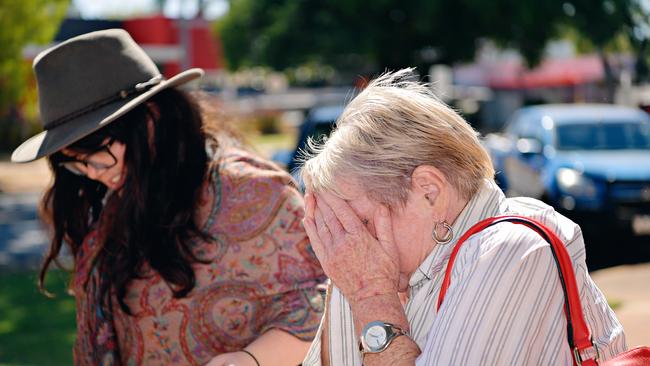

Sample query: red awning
[487,55,603,89]
[123,16,223,77]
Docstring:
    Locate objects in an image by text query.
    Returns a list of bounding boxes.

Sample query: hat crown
[34,29,160,128]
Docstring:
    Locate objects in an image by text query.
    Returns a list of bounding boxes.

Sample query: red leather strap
[436,215,598,365]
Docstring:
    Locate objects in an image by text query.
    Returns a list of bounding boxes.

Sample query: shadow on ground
[580,221,650,271]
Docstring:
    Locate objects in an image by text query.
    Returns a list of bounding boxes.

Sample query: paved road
[592,263,650,346]
[0,192,50,270]
[580,220,650,271]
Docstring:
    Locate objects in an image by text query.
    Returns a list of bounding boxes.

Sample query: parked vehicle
[272,104,344,185]
[484,104,650,236]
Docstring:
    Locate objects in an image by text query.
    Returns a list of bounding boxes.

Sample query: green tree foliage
[0,0,69,116]
[0,0,68,151]
[558,1,648,99]
[462,0,567,66]
[612,0,649,81]
[217,0,645,78]
[217,0,481,72]
[216,0,568,72]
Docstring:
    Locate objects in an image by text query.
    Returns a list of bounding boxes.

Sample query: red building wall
[123,15,222,78]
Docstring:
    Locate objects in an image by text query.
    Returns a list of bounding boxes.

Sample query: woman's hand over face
[303,191,401,305]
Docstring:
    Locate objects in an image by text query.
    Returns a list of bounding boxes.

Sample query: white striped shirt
[303,179,626,365]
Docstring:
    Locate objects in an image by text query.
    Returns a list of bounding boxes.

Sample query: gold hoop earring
[432,221,453,245]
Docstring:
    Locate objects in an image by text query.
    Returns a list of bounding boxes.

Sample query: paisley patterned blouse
[72,148,326,365]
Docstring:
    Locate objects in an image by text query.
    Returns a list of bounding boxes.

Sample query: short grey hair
[300,68,494,207]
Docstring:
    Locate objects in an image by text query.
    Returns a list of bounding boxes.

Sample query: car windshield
[555,121,650,150]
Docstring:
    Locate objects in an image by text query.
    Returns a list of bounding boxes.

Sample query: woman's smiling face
[61,138,127,190]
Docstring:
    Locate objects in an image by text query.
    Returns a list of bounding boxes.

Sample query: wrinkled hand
[205,351,257,366]
[303,191,401,305]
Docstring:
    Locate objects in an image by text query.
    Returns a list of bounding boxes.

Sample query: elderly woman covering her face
[299,69,626,366]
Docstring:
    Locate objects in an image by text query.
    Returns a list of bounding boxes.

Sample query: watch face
[365,325,388,350]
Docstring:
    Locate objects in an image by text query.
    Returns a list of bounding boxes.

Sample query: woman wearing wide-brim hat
[13,29,326,366]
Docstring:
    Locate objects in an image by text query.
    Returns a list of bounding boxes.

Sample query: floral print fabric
[73,148,326,365]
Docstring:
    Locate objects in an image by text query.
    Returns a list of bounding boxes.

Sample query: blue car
[272,104,344,186]
[485,104,650,235]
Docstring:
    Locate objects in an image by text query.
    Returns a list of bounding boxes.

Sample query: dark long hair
[39,88,214,312]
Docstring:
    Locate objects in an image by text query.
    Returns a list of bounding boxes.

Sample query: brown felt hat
[11,28,204,163]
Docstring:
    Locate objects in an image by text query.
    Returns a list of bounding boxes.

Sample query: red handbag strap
[436,215,599,365]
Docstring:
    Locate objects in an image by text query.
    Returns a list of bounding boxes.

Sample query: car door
[503,113,546,198]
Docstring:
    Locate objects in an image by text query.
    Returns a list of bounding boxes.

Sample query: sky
[72,0,228,20]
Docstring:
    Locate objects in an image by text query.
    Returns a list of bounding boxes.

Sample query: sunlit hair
[301,68,494,207]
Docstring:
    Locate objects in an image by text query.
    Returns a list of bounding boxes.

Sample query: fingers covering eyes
[315,194,346,242]
[317,191,363,234]
[313,206,332,242]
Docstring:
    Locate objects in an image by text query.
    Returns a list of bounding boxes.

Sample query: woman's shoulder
[215,147,293,186]
[459,196,586,268]
[201,147,303,240]
[500,196,583,249]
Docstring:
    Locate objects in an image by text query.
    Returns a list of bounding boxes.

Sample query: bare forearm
[350,293,420,366]
[321,304,331,366]
[246,328,312,366]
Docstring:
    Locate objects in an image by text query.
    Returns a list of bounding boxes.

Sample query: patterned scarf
[72,207,122,365]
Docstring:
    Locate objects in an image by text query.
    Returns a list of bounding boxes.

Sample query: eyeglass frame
[57,138,118,176]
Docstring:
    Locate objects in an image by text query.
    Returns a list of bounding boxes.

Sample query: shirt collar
[408,179,505,288]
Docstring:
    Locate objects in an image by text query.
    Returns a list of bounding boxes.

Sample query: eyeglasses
[58,139,118,176]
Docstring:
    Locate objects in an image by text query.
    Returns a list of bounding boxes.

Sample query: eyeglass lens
[58,141,117,176]
[60,160,115,175]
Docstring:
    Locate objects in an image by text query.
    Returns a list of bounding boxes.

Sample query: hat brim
[11,68,204,163]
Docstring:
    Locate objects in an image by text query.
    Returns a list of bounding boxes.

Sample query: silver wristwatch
[359,321,410,355]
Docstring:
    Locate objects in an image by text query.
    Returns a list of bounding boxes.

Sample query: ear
[410,165,448,206]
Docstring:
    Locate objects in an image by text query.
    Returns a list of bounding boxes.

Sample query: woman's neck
[445,190,471,229]
[405,187,471,285]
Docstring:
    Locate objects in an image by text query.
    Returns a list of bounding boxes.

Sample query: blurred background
[1,0,649,364]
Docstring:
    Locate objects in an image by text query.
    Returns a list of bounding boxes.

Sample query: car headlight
[556,168,597,198]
